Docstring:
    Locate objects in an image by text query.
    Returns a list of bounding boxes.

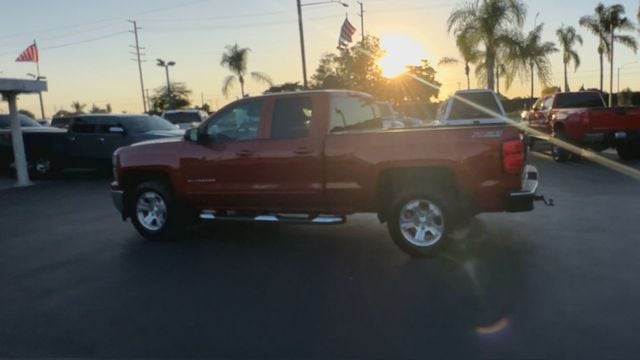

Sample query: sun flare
[378,35,428,78]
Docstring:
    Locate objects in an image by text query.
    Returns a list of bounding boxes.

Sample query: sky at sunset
[1,0,640,116]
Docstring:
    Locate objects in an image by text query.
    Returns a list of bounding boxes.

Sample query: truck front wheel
[387,190,454,257]
[130,180,186,241]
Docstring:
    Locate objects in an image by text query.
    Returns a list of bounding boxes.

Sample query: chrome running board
[199,211,345,225]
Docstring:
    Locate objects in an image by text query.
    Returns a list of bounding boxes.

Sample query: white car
[161,110,209,129]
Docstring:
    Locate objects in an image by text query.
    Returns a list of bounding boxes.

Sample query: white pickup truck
[434,89,507,126]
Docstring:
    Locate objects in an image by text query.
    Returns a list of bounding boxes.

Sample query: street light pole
[357,1,365,43]
[617,61,638,94]
[296,0,308,89]
[157,58,175,110]
[297,0,349,89]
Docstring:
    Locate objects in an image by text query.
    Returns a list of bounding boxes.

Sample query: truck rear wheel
[130,180,187,241]
[387,190,454,257]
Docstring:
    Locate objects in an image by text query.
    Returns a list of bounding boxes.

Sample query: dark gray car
[0,114,184,177]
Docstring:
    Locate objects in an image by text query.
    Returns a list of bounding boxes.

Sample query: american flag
[338,18,357,48]
[16,43,39,63]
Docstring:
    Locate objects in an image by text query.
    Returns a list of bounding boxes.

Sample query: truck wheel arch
[121,170,173,219]
[376,166,469,224]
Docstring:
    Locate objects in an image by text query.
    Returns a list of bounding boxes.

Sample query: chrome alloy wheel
[136,191,168,231]
[34,158,51,175]
[399,199,445,247]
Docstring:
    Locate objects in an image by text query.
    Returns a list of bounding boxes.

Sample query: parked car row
[0,114,184,177]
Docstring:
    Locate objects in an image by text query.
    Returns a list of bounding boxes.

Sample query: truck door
[529,97,553,134]
[94,118,128,166]
[253,95,325,212]
[181,99,267,209]
[65,117,98,168]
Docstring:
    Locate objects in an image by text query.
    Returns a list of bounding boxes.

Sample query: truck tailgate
[584,107,640,131]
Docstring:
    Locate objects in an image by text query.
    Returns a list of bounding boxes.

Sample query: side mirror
[185,127,200,142]
[109,126,126,135]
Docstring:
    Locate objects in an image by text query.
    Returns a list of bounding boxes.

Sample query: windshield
[448,92,503,120]
[163,112,202,124]
[0,114,42,128]
[554,93,606,109]
[124,116,178,133]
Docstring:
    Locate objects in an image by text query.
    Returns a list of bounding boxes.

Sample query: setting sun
[378,35,429,78]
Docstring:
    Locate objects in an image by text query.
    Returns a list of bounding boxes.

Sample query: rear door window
[270,96,313,139]
[330,95,380,133]
[69,118,96,134]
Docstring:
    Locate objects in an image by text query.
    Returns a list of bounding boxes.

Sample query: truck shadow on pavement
[118,217,525,358]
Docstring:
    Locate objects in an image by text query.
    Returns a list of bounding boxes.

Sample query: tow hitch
[534,195,554,207]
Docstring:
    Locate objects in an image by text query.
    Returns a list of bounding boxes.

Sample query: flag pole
[34,39,45,120]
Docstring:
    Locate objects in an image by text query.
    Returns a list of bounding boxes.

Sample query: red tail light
[502,136,525,174]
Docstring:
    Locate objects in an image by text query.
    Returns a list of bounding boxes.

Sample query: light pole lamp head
[156,58,166,67]
[167,61,176,67]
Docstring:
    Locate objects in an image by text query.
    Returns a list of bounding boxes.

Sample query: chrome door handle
[236,149,254,157]
[293,147,314,155]
[68,137,76,141]
[98,138,105,142]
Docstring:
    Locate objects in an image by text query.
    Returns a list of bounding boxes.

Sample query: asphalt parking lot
[1,146,640,358]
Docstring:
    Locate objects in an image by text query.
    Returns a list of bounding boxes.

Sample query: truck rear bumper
[581,130,640,145]
[506,165,539,212]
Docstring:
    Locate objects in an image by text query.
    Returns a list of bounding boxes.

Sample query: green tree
[556,25,583,92]
[220,43,273,98]
[311,35,385,96]
[70,101,86,114]
[447,0,527,91]
[311,53,348,89]
[438,29,481,90]
[264,82,306,94]
[149,82,192,112]
[580,3,638,93]
[383,59,441,104]
[89,104,112,114]
[509,23,558,99]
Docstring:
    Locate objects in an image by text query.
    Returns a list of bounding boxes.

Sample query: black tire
[130,180,189,241]
[551,131,571,162]
[28,155,58,179]
[617,143,639,161]
[387,189,455,257]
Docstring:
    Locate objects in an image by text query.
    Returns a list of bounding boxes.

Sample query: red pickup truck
[111,90,540,256]
[524,91,640,161]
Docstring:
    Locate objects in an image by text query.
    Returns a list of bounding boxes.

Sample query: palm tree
[220,43,273,98]
[580,3,638,95]
[556,25,583,92]
[602,4,637,106]
[509,23,558,99]
[438,30,481,90]
[447,0,526,91]
[70,101,86,114]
